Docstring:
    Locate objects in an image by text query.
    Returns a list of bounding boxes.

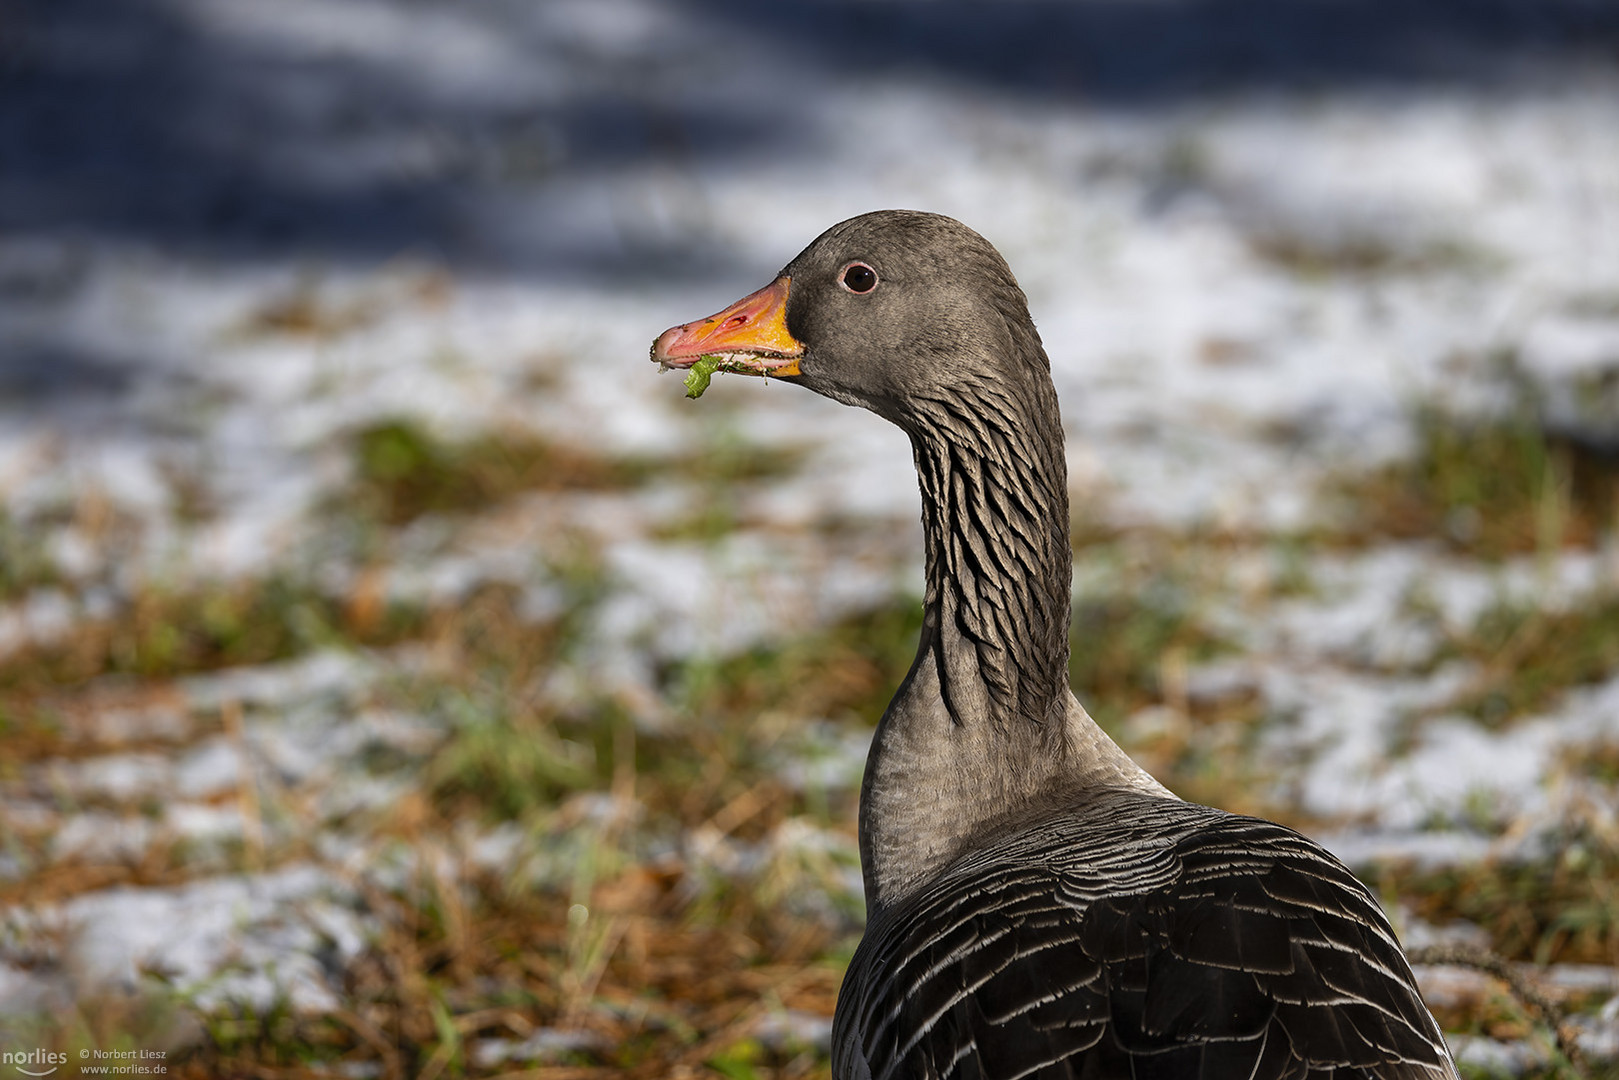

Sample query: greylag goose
[651,210,1457,1080]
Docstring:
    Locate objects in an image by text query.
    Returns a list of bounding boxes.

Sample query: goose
[651,210,1457,1080]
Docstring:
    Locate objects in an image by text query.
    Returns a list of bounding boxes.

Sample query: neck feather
[908,373,1072,731]
[860,371,1076,910]
[858,363,1172,912]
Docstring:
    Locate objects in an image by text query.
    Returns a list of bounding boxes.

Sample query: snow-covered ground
[3,0,1619,1068]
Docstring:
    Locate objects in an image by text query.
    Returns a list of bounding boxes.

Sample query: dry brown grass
[7,399,1619,1078]
[149,807,848,1079]
[1320,405,1619,558]
[0,576,426,700]
[344,418,808,528]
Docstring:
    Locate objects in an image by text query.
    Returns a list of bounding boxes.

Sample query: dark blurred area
[2,0,1617,274]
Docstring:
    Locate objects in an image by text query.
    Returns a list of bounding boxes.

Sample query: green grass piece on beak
[684,355,724,399]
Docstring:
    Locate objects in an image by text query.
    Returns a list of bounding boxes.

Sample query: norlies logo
[2,1049,67,1077]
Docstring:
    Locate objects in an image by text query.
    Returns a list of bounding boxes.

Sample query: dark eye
[840,262,878,294]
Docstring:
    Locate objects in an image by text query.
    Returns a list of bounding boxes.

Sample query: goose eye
[840,262,878,294]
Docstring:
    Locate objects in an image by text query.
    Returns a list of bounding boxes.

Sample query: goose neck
[904,380,1073,732]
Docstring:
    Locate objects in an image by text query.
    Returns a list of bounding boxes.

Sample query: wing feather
[833,791,1456,1080]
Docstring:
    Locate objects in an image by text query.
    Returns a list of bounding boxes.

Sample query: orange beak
[650,276,804,377]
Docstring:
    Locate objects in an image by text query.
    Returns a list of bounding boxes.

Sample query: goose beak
[650,276,804,377]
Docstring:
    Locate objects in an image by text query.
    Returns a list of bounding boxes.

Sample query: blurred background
[2,1,1619,1076]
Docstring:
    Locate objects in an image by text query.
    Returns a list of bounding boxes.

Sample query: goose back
[834,789,1457,1080]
